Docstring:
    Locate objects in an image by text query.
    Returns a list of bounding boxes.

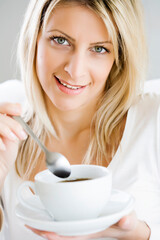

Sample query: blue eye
[92,46,109,54]
[50,36,69,46]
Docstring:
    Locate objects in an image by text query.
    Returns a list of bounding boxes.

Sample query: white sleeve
[147,95,160,240]
[0,80,26,239]
[0,79,26,104]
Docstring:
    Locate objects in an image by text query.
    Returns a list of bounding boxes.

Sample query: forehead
[45,4,110,42]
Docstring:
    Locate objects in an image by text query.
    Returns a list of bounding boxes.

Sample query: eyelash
[49,35,70,46]
[49,35,110,54]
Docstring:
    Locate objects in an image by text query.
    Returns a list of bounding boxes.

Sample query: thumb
[117,212,137,231]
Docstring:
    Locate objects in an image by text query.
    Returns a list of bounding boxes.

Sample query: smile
[55,76,85,90]
[55,76,87,96]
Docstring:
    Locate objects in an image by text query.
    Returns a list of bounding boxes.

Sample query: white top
[0,80,160,240]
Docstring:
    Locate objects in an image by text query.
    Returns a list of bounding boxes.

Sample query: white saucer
[15,189,134,236]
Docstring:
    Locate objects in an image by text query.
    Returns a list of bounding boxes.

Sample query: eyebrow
[47,29,75,42]
[47,29,113,45]
[90,40,112,45]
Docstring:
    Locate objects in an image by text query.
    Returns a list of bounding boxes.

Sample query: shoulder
[128,93,160,129]
[0,79,26,104]
[144,79,160,95]
[132,79,160,114]
[140,92,160,107]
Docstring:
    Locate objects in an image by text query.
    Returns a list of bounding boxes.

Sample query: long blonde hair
[16,0,147,179]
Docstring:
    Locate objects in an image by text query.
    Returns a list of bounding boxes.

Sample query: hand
[0,103,27,178]
[26,211,151,240]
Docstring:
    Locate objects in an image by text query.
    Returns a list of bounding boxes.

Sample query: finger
[0,102,22,116]
[0,115,27,141]
[26,226,87,240]
[47,231,104,240]
[26,226,62,240]
[25,226,49,239]
[0,122,19,141]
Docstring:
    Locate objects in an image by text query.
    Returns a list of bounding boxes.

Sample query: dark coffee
[59,178,92,183]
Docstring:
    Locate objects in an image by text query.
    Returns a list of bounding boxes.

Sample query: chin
[53,102,78,112]
[57,106,77,112]
[49,95,83,112]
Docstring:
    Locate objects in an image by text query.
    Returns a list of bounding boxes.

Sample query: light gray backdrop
[0,0,160,83]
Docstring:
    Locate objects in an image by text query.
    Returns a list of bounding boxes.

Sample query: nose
[64,51,87,79]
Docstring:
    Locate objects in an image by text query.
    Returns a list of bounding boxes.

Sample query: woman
[0,0,159,239]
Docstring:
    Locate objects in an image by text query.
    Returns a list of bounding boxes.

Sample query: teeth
[57,78,82,90]
[62,82,81,89]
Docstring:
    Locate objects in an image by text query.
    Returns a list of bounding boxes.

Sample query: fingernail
[20,130,28,139]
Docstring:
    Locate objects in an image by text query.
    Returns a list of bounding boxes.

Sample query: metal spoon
[13,116,71,178]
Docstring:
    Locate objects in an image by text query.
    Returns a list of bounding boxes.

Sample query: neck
[46,99,97,142]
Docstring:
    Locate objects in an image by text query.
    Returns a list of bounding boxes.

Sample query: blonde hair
[16,0,147,179]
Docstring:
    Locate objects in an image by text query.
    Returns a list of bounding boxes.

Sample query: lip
[57,77,85,88]
[55,76,87,96]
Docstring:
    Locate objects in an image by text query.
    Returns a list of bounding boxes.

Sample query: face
[36,4,115,112]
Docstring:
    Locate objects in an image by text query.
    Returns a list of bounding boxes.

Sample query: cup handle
[17,181,46,213]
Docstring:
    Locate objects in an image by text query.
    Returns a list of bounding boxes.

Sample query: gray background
[0,0,160,83]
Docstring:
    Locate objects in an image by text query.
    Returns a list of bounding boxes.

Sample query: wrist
[134,220,151,240]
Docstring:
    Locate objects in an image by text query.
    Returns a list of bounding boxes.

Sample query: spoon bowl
[13,116,71,178]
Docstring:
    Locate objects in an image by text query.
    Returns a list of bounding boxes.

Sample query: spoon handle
[13,115,48,155]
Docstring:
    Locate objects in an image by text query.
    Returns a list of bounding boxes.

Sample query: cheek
[36,45,52,80]
[101,55,115,75]
[92,58,114,85]
[36,43,67,81]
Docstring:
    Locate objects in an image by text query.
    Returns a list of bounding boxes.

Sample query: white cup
[17,165,112,221]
